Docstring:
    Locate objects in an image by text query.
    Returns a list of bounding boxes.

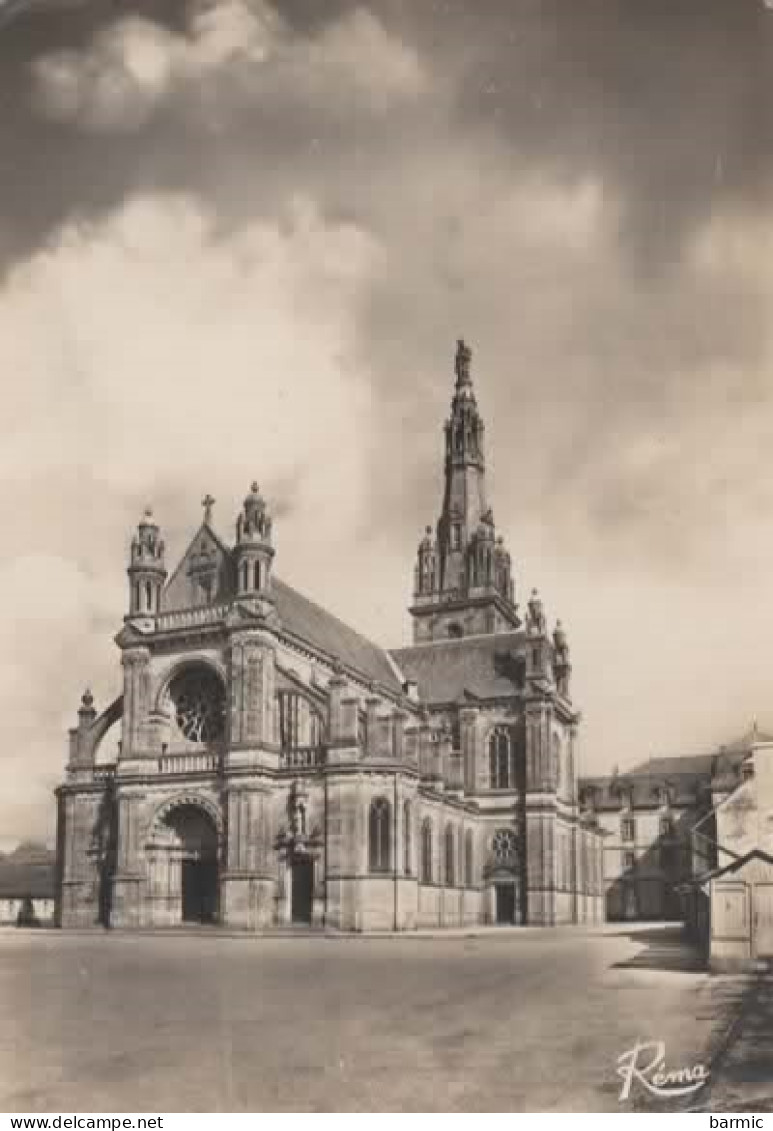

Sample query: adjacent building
[579,730,765,922]
[0,843,55,925]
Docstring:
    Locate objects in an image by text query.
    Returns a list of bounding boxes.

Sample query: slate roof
[272,578,404,694]
[162,524,405,693]
[390,632,526,704]
[579,727,770,811]
[579,771,710,811]
[693,847,773,884]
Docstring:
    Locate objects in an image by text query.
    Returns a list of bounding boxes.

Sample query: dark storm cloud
[5,0,773,843]
[3,0,773,273]
[3,0,772,574]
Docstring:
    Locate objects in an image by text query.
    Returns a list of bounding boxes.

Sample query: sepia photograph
[1,0,772,1117]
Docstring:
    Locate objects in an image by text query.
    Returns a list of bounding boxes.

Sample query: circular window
[168,667,225,744]
[492,828,518,864]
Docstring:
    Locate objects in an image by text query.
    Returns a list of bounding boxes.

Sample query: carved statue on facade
[527,588,546,635]
[237,482,272,542]
[455,338,472,385]
[288,779,308,843]
[553,620,569,664]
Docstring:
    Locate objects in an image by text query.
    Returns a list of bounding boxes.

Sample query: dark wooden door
[291,858,314,924]
[182,859,218,923]
[495,882,515,924]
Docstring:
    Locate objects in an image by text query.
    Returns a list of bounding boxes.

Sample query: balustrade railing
[155,603,230,632]
[158,751,220,775]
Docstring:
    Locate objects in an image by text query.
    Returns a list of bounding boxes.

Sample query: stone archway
[148,800,221,925]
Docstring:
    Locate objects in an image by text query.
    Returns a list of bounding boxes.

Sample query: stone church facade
[55,341,605,931]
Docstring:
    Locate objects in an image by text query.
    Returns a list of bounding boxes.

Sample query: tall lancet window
[444,824,456,887]
[489,728,515,790]
[369,798,391,873]
[403,800,412,875]
[464,829,474,887]
[421,818,433,883]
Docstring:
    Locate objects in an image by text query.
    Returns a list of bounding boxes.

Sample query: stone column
[110,789,146,927]
[226,631,278,771]
[221,784,276,929]
[120,648,151,758]
[460,706,479,793]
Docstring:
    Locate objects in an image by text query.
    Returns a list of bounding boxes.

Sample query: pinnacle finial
[455,338,472,387]
[202,494,215,525]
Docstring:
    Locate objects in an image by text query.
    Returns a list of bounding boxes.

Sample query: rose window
[492,828,518,865]
[168,667,225,744]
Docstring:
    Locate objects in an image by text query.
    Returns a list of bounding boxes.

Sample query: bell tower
[127,507,166,617]
[409,340,519,642]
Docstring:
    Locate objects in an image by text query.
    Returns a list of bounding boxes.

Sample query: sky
[3,0,773,847]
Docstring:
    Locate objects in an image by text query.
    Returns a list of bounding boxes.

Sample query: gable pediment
[162,524,235,612]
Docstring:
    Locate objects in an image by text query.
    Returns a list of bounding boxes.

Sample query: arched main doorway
[158,803,220,924]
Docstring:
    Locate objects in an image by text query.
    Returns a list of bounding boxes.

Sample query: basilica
[55,341,605,931]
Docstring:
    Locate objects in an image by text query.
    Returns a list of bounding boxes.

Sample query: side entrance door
[495,882,515,925]
[291,858,314,925]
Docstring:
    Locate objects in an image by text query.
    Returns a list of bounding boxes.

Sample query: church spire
[409,339,518,643]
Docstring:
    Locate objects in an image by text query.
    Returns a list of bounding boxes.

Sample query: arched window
[421,818,433,883]
[445,824,455,887]
[277,692,324,750]
[489,728,514,790]
[464,829,474,887]
[403,800,412,875]
[145,580,153,612]
[369,798,391,873]
[253,560,261,591]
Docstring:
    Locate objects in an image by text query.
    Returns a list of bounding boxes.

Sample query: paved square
[0,926,744,1112]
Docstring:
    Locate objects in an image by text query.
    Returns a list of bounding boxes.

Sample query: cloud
[30,0,427,132]
[0,189,386,842]
[5,0,773,847]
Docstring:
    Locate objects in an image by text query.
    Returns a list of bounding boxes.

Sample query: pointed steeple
[409,340,518,642]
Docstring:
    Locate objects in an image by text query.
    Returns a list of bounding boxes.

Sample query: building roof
[579,727,770,811]
[390,632,526,704]
[689,847,773,886]
[162,523,404,694]
[579,771,709,811]
[272,578,404,694]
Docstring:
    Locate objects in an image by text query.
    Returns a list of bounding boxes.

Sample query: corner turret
[234,482,275,597]
[127,507,166,616]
